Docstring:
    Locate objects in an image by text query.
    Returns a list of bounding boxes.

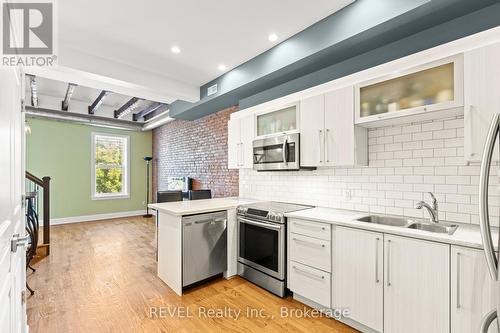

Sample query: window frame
[91,132,130,200]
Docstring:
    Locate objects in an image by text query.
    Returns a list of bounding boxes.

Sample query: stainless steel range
[237,201,313,297]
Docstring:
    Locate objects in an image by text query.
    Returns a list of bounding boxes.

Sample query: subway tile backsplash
[239,116,500,226]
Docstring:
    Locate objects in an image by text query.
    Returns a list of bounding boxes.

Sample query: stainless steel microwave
[252,133,300,171]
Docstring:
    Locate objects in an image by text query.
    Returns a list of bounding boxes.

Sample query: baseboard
[40,210,147,225]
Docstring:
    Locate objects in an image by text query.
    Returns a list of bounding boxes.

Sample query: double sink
[356,215,458,235]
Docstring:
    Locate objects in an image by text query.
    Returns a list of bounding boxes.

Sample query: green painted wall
[26,118,152,219]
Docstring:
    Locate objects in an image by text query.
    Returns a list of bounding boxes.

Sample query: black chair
[157,190,183,203]
[188,189,212,200]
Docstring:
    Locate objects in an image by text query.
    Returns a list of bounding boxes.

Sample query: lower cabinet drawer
[289,233,331,272]
[289,261,331,308]
[289,219,331,241]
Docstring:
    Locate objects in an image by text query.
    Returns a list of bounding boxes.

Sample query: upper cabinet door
[384,235,450,333]
[240,115,255,169]
[325,87,354,166]
[451,246,498,333]
[256,104,298,137]
[464,42,500,162]
[299,95,325,167]
[355,55,464,127]
[227,118,240,169]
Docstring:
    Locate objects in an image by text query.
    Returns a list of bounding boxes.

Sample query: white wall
[240,116,500,226]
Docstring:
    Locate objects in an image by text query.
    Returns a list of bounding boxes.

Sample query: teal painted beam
[169,0,500,120]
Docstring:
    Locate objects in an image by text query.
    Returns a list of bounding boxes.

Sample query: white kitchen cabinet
[325,87,367,166]
[334,227,383,333]
[299,94,324,166]
[300,87,367,167]
[464,42,500,162]
[451,246,498,333]
[355,55,463,127]
[384,235,450,333]
[288,261,331,308]
[290,233,331,273]
[256,104,298,137]
[227,115,254,169]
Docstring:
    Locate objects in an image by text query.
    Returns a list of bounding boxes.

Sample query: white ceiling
[58,0,353,87]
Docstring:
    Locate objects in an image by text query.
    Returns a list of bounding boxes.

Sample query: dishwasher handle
[193,218,226,225]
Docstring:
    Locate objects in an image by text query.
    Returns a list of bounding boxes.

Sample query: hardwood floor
[27,217,358,333]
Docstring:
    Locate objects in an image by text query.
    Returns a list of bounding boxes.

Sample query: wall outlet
[207,84,218,96]
[344,190,352,201]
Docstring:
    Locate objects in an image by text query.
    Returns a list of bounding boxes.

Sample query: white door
[324,87,355,166]
[384,235,450,333]
[299,94,324,167]
[464,42,500,162]
[334,227,383,332]
[227,118,240,169]
[451,246,499,333]
[0,68,27,333]
[239,115,255,169]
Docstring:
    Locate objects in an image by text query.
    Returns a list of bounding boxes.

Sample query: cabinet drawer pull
[293,222,327,231]
[292,238,326,248]
[292,266,325,280]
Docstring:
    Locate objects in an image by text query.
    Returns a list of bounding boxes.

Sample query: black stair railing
[25,171,51,254]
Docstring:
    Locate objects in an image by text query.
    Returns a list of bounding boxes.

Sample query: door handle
[282,138,288,165]
[456,252,461,309]
[386,239,391,287]
[325,128,330,163]
[11,233,30,253]
[375,237,380,283]
[318,129,323,163]
[479,113,500,280]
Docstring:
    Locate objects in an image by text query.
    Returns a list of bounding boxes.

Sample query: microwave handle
[282,138,288,164]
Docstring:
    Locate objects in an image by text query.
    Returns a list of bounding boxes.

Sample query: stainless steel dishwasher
[182,211,227,287]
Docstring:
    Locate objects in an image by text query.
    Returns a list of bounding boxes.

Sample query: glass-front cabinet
[355,55,463,124]
[256,104,298,137]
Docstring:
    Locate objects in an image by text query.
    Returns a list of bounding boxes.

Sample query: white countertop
[286,207,499,250]
[148,197,259,216]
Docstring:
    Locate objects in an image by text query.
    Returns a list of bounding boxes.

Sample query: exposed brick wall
[152,106,239,200]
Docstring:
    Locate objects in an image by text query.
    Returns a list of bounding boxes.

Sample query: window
[91,133,129,199]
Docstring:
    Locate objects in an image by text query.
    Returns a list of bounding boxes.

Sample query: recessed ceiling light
[218,64,227,71]
[170,45,181,54]
[268,33,278,42]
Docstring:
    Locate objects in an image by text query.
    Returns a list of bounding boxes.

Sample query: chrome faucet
[415,192,439,223]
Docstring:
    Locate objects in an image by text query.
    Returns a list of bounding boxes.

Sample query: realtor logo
[2,1,56,66]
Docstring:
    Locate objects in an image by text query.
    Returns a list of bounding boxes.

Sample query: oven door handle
[238,217,283,230]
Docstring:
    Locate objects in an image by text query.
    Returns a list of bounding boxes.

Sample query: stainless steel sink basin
[355,214,459,235]
[356,215,412,227]
[407,222,458,235]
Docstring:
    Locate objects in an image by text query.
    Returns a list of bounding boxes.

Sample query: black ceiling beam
[88,90,109,114]
[61,83,77,111]
[114,97,140,119]
[132,102,167,121]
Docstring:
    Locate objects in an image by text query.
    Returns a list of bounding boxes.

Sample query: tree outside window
[92,133,129,199]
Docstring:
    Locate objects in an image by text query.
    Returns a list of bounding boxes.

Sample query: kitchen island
[148,197,258,295]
